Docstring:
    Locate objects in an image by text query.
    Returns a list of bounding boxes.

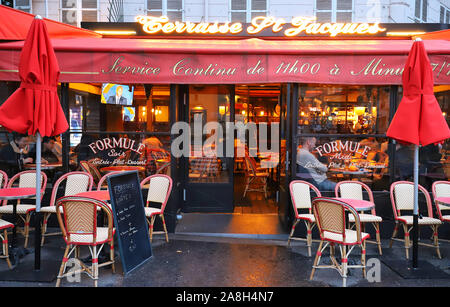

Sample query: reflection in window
[296,136,390,191]
[298,85,390,135]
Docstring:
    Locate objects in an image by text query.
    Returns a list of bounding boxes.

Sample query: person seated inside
[0,133,34,177]
[297,137,336,191]
[42,137,61,163]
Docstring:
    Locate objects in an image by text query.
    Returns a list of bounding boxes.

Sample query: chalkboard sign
[107,171,152,275]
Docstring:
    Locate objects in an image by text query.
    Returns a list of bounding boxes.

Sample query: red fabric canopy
[415,29,450,41]
[386,40,450,146]
[0,17,68,136]
[0,5,101,40]
[0,37,449,85]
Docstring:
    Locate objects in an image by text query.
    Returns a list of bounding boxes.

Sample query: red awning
[0,37,449,85]
[0,5,102,40]
[415,29,450,41]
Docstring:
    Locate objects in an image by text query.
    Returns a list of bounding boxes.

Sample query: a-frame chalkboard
[107,171,152,275]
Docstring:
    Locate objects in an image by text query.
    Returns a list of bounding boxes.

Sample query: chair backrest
[140,174,173,213]
[432,181,450,219]
[335,180,376,215]
[50,172,94,207]
[97,171,124,191]
[312,197,362,244]
[244,154,258,176]
[390,181,433,219]
[55,196,113,245]
[289,180,321,217]
[5,170,47,205]
[0,170,8,189]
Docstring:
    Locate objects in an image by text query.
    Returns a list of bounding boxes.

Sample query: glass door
[180,85,235,212]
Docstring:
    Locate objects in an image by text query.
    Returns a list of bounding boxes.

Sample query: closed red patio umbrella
[386,38,450,268]
[0,15,68,272]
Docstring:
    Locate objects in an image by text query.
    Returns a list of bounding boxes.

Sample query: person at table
[0,133,34,177]
[297,137,336,191]
[41,137,61,163]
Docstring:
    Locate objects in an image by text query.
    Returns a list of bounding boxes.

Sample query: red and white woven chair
[432,181,450,225]
[97,171,124,191]
[0,170,47,248]
[243,154,269,199]
[0,170,13,268]
[310,197,370,287]
[140,174,173,242]
[0,219,14,269]
[335,181,383,255]
[288,180,321,256]
[55,196,115,287]
[389,181,442,259]
[40,171,94,245]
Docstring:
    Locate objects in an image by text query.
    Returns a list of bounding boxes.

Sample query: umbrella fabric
[386,40,450,146]
[0,18,68,137]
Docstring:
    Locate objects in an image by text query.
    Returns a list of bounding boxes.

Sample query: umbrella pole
[412,144,419,269]
[34,132,42,271]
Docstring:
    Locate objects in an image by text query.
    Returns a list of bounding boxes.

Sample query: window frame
[315,0,354,23]
[60,0,99,27]
[229,0,269,23]
[147,0,185,21]
[440,5,450,23]
[13,0,32,13]
[414,0,428,23]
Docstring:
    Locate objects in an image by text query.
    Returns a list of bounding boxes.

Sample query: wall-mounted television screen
[123,107,135,122]
[101,84,134,106]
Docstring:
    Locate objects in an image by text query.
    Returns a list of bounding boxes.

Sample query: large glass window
[415,0,428,23]
[67,83,172,181]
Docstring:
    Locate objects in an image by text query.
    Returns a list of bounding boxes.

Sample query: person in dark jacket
[0,133,33,177]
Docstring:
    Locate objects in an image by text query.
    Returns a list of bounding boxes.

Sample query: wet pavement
[0,229,449,288]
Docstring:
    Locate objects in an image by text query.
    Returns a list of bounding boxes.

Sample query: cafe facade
[0,14,449,237]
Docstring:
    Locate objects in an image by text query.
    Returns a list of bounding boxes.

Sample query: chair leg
[41,213,50,246]
[310,240,323,280]
[23,214,31,248]
[432,225,441,259]
[361,240,366,279]
[3,229,11,269]
[160,214,169,242]
[287,220,298,247]
[374,222,382,255]
[149,216,156,242]
[402,224,410,259]
[306,222,312,257]
[56,245,71,287]
[110,241,115,273]
[389,223,399,248]
[92,246,98,287]
[341,245,347,288]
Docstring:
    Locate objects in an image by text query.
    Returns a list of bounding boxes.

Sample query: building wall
[23,0,450,24]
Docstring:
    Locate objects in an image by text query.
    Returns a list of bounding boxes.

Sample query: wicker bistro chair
[288,180,321,256]
[0,170,47,248]
[0,170,8,190]
[243,154,269,199]
[55,196,115,287]
[40,172,94,245]
[432,181,450,225]
[97,171,124,191]
[0,219,14,269]
[310,197,370,287]
[389,181,442,259]
[335,181,383,255]
[140,174,173,242]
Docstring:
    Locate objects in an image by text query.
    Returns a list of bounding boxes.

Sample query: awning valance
[0,37,449,85]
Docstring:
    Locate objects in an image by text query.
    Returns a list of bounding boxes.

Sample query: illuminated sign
[135,16,386,37]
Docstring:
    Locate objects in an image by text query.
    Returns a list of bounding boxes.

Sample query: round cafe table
[334,198,375,212]
[75,190,110,202]
[24,163,62,170]
[100,166,146,173]
[0,188,36,255]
